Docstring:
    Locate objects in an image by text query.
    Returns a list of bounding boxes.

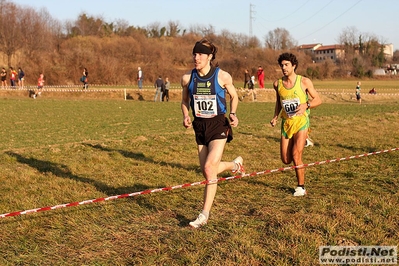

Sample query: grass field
[0,81,398,265]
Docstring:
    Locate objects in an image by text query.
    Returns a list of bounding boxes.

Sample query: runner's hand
[183,115,192,128]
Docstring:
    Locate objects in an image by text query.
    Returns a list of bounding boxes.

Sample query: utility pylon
[249,3,256,36]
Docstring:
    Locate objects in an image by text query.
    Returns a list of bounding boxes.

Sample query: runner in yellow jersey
[270,53,322,196]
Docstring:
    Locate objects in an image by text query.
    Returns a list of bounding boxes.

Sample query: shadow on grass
[336,144,380,153]
[126,92,146,101]
[239,131,281,143]
[83,143,200,173]
[246,179,294,195]
[4,151,195,225]
[4,151,164,203]
[5,151,114,192]
[175,213,191,227]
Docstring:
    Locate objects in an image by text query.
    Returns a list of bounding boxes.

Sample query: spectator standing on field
[137,67,143,89]
[247,75,257,101]
[244,69,250,88]
[181,38,244,228]
[270,52,321,197]
[154,75,164,102]
[18,67,25,88]
[257,66,265,89]
[162,77,170,102]
[9,67,17,87]
[356,81,361,104]
[1,68,6,87]
[81,68,88,89]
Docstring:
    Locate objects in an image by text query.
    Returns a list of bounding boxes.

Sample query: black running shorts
[192,114,233,146]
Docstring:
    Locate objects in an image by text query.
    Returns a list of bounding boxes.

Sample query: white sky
[12,0,399,50]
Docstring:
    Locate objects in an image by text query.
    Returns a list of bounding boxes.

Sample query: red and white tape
[0,85,177,91]
[2,86,399,94]
[1,147,398,219]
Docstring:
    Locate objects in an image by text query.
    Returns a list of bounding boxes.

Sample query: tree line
[0,0,397,87]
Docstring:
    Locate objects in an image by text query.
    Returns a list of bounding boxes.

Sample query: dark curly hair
[277,53,298,70]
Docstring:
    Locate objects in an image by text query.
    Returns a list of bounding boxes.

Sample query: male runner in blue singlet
[181,38,244,228]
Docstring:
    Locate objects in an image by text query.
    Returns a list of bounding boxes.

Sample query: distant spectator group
[243,67,265,90]
[1,66,25,88]
[386,64,398,75]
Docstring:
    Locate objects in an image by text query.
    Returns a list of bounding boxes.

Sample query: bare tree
[338,26,358,45]
[363,35,386,67]
[0,0,24,66]
[247,36,261,49]
[200,24,215,37]
[393,50,399,62]
[339,27,387,70]
[147,22,163,38]
[264,27,297,50]
[188,24,215,36]
[167,20,181,37]
[20,7,60,58]
[70,13,105,36]
[338,26,359,56]
[114,19,129,35]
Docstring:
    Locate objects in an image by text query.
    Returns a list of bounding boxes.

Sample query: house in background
[297,43,322,52]
[297,43,394,63]
[297,43,344,63]
[383,44,394,59]
[313,45,346,63]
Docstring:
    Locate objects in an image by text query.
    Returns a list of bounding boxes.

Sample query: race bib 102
[194,94,217,118]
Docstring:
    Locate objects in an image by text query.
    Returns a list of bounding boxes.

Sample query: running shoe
[189,213,208,228]
[293,186,307,196]
[232,156,245,175]
[305,137,314,147]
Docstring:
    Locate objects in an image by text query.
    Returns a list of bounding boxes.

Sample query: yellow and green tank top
[278,75,309,138]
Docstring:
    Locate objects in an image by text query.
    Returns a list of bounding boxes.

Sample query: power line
[297,0,363,42]
[252,0,363,45]
[289,0,334,31]
[258,0,311,23]
[249,1,316,40]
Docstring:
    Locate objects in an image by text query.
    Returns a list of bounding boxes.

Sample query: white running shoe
[305,138,314,147]
[232,156,245,175]
[189,213,208,228]
[293,186,307,196]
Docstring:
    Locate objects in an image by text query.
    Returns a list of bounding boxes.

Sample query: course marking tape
[0,147,398,219]
[318,91,399,96]
[1,86,399,95]
[0,85,176,91]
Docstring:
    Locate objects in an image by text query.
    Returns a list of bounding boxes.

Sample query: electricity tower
[249,3,256,36]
